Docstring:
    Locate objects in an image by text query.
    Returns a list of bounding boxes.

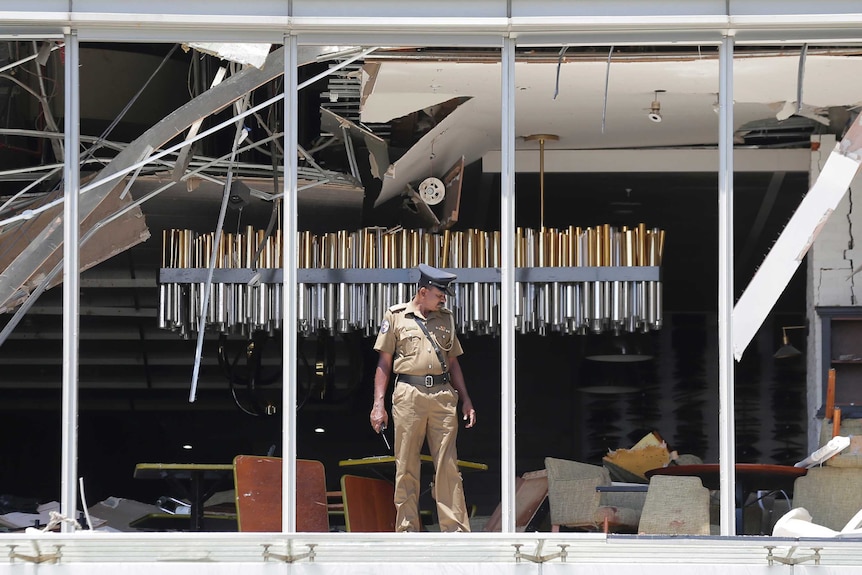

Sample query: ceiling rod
[524,133,558,233]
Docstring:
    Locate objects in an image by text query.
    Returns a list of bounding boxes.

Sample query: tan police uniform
[374,299,470,532]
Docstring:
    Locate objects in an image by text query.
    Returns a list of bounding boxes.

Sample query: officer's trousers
[391,380,470,532]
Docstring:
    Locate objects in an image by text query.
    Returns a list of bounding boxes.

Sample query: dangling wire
[796,44,808,115]
[553,46,569,99]
[602,46,614,134]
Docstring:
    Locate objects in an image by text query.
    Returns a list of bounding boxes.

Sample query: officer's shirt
[373,299,463,376]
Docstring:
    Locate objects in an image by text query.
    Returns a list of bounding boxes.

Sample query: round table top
[645,463,807,492]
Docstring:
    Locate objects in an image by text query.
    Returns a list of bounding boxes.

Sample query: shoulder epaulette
[388,303,409,313]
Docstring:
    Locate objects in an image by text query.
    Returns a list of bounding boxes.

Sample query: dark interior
[0,42,811,521]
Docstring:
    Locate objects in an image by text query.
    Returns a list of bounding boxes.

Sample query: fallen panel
[732,115,862,360]
[320,107,390,179]
[0,47,287,313]
[0,176,150,313]
[374,97,490,207]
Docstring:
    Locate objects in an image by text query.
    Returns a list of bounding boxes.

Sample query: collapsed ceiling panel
[0,180,149,313]
[364,52,862,205]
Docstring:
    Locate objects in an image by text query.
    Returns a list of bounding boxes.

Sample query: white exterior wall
[807,135,862,450]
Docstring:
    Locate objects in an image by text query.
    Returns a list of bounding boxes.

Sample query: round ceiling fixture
[418,177,446,205]
[648,89,665,123]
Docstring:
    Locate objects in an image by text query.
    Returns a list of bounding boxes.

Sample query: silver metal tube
[591,281,603,333]
[647,280,657,329]
[273,283,283,331]
[215,282,226,328]
[564,283,575,323]
[326,283,337,333]
[550,282,561,329]
[236,283,246,333]
[297,282,308,333]
[620,281,630,330]
[472,282,482,324]
[638,280,648,329]
[259,283,270,330]
[158,284,168,329]
[514,282,523,321]
[337,281,349,333]
[574,282,585,332]
[611,280,622,327]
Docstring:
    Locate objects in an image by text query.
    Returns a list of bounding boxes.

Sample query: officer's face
[421,286,447,310]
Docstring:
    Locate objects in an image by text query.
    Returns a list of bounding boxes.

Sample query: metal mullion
[61,29,80,533]
[500,35,516,534]
[283,34,299,534]
[718,34,736,537]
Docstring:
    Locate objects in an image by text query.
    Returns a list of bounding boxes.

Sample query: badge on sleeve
[380,319,390,334]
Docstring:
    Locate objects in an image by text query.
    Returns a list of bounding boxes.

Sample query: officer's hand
[370,405,389,433]
[463,407,476,429]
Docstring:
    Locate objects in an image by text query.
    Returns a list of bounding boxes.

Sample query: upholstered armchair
[544,457,643,533]
[638,475,710,535]
[792,466,862,531]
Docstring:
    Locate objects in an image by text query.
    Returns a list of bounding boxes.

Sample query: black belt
[397,373,451,388]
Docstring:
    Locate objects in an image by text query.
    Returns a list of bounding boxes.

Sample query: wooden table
[133,463,234,532]
[645,463,807,533]
[339,454,488,479]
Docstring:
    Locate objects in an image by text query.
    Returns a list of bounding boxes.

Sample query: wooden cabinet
[817,306,862,417]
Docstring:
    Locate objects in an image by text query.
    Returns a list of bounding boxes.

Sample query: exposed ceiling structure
[366,48,861,205]
[0,42,850,397]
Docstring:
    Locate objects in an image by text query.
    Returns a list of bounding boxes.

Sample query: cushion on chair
[638,475,710,535]
[792,466,862,531]
[544,457,641,532]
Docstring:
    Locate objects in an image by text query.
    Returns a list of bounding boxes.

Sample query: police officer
[370,263,477,532]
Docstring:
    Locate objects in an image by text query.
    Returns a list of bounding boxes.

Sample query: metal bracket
[8,543,63,564]
[512,542,568,563]
[765,545,822,566]
[262,543,316,563]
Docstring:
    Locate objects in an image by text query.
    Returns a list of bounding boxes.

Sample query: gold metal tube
[602,223,611,267]
[162,229,168,268]
[338,230,349,268]
[637,223,646,267]
[657,228,665,265]
[593,226,601,267]
[178,230,184,268]
[538,225,545,267]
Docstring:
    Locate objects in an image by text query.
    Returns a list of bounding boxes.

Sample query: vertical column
[717,35,736,536]
[500,36,516,534]
[61,29,80,532]
[283,34,299,533]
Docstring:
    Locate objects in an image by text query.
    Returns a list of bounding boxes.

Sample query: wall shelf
[816,306,862,419]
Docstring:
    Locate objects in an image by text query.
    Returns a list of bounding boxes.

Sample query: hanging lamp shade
[774,326,805,359]
[585,332,653,363]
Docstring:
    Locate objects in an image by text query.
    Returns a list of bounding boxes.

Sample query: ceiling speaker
[418,177,445,205]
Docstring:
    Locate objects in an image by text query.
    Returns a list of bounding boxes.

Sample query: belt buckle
[424,375,434,388]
